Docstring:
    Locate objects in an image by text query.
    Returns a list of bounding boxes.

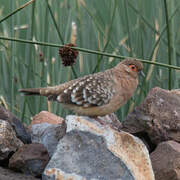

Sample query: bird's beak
[139,70,145,77]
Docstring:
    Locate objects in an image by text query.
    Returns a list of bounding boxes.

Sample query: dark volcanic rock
[0,166,40,180]
[0,105,31,144]
[121,87,180,146]
[0,120,23,164]
[150,141,180,180]
[9,143,49,177]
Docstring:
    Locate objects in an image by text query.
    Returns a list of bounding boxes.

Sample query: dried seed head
[59,43,79,66]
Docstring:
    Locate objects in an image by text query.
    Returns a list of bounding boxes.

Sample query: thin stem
[71,66,78,78]
[124,0,132,56]
[0,0,35,24]
[149,3,178,60]
[1,36,180,70]
[10,2,15,113]
[128,1,180,58]
[21,1,36,121]
[46,1,64,44]
[81,2,115,49]
[164,0,172,90]
[93,0,117,73]
[46,1,78,78]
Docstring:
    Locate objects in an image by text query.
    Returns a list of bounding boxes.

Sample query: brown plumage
[19,59,144,116]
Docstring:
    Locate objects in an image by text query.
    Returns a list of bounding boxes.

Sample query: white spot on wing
[57,95,61,102]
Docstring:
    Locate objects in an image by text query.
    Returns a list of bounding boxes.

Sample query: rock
[121,87,180,146]
[0,105,31,144]
[0,166,40,180]
[150,141,180,180]
[9,143,49,177]
[31,124,66,157]
[95,113,122,131]
[29,111,66,157]
[29,111,64,127]
[0,120,23,164]
[43,115,154,180]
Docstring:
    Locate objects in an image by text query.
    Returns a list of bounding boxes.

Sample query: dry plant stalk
[146,19,160,82]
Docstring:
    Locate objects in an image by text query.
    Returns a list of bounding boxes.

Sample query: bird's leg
[93,116,107,125]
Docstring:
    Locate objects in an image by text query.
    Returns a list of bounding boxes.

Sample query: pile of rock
[121,87,180,180]
[0,87,180,180]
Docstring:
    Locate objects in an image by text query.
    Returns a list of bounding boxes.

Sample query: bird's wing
[56,71,115,107]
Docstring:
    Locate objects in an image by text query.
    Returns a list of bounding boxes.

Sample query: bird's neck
[113,67,138,95]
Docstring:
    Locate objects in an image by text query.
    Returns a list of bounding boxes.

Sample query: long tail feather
[19,88,41,96]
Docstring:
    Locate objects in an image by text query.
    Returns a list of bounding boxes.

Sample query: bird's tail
[19,88,41,96]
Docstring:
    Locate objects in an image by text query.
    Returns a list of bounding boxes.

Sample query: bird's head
[119,59,144,78]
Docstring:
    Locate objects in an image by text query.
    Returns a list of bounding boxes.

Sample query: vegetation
[0,0,180,124]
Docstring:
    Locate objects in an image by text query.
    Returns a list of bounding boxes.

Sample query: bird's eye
[128,65,138,72]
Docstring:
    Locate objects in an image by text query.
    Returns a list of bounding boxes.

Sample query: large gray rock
[43,115,154,180]
[0,120,23,162]
[29,111,66,157]
[150,141,180,180]
[44,130,134,180]
[121,87,180,146]
[0,105,31,144]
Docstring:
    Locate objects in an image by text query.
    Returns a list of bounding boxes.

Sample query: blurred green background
[0,0,180,124]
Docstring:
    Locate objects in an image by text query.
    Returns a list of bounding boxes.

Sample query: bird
[19,59,144,117]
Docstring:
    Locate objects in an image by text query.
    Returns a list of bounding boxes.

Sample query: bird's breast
[114,75,138,101]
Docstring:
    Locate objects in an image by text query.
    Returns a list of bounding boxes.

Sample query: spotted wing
[57,71,115,107]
